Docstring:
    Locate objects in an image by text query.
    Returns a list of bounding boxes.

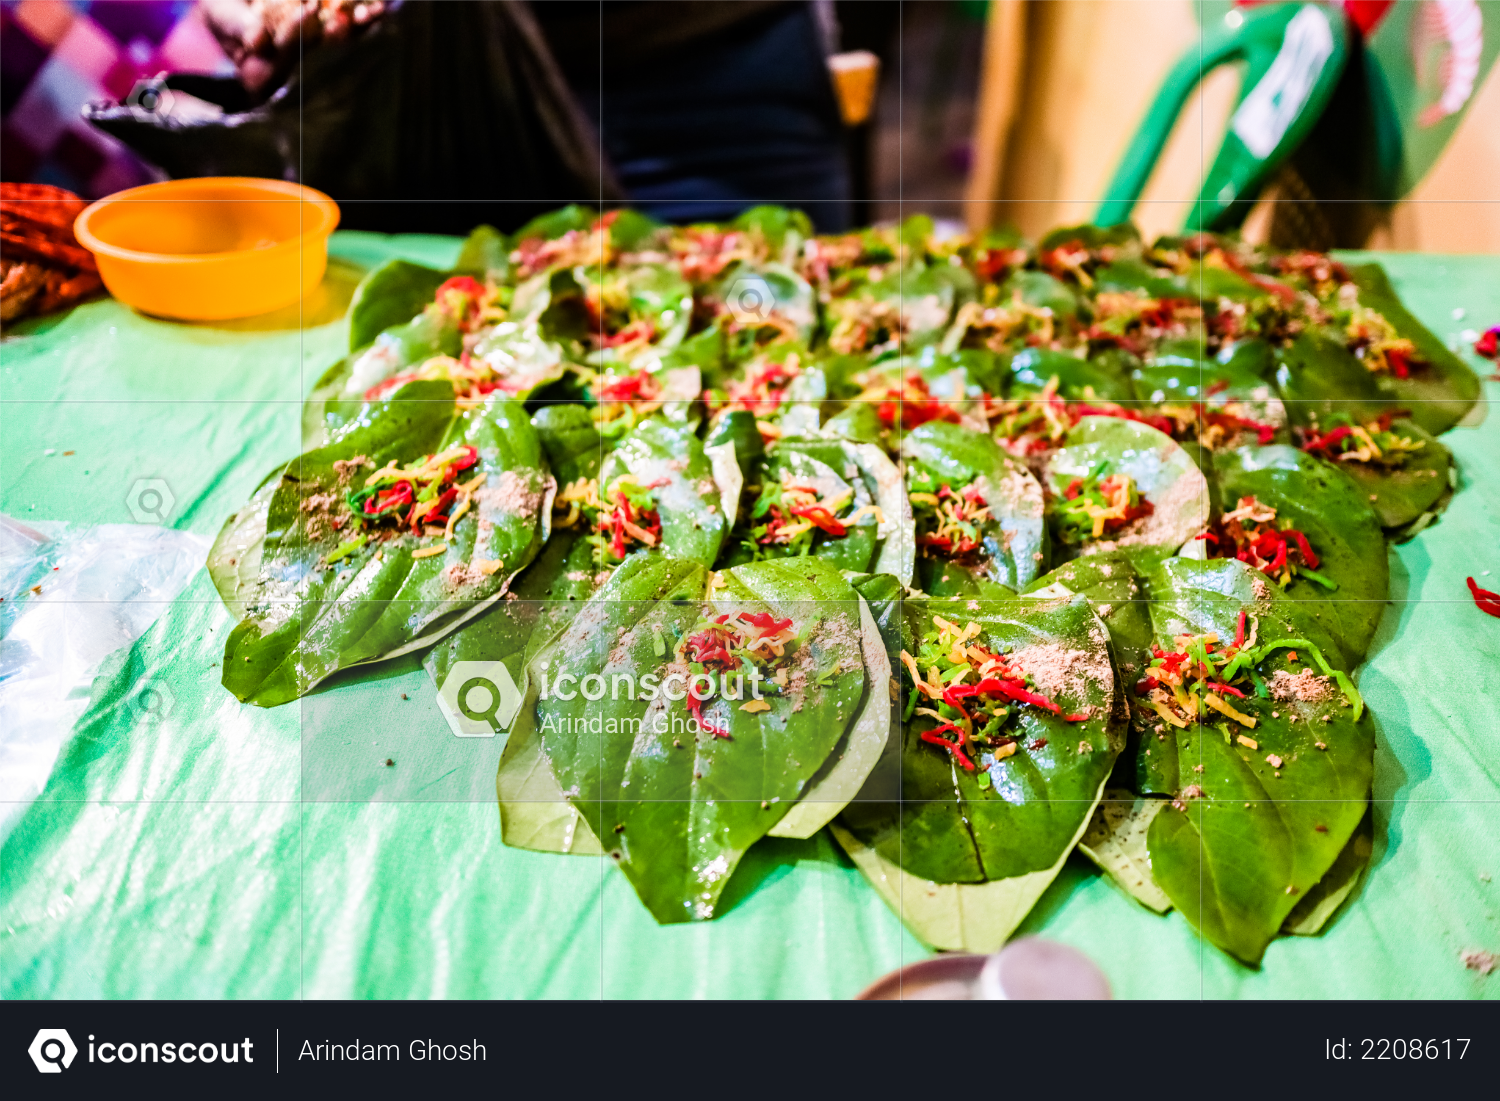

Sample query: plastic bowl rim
[74,177,340,266]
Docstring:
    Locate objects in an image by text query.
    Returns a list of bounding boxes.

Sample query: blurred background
[2,0,1497,248]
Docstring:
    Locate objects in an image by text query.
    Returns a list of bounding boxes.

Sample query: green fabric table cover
[2,236,1496,999]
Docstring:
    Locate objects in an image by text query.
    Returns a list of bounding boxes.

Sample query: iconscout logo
[30,1029,77,1073]
[27,1028,254,1072]
[436,661,522,737]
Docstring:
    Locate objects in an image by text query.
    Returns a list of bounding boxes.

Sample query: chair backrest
[1095,2,1351,232]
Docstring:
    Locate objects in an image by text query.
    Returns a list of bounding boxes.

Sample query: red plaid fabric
[1,0,232,198]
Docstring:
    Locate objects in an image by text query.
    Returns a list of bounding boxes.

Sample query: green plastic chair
[1096,2,1351,231]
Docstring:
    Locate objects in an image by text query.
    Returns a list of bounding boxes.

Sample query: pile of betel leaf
[207,208,1480,965]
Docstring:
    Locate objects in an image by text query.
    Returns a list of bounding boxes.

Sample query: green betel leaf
[306,301,465,445]
[1311,418,1453,530]
[1001,270,1081,321]
[1045,416,1209,565]
[1078,790,1172,913]
[452,224,510,281]
[1142,556,1375,964]
[701,347,826,440]
[347,258,453,353]
[1023,554,1173,797]
[581,263,694,370]
[512,204,595,244]
[607,208,666,251]
[1131,350,1288,450]
[724,437,912,584]
[1272,331,1387,428]
[1282,807,1373,936]
[1343,262,1480,435]
[599,419,733,568]
[207,466,283,622]
[530,555,866,922]
[465,321,568,394]
[430,411,738,699]
[829,264,974,354]
[902,421,1047,595]
[1008,347,1135,402]
[764,590,890,838]
[731,205,814,264]
[837,593,1123,951]
[1211,444,1388,666]
[1023,551,1152,660]
[497,579,888,853]
[219,383,554,706]
[425,405,609,695]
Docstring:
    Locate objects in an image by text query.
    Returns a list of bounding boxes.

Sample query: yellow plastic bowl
[74,177,340,321]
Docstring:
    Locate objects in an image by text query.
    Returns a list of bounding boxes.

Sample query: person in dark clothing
[182,0,852,233]
[532,1,852,231]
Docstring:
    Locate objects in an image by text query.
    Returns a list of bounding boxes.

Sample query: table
[2,235,1496,998]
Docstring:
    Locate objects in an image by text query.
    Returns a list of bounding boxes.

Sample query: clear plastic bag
[0,516,208,840]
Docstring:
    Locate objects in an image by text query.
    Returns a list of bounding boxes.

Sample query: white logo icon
[125,478,175,524]
[436,661,521,737]
[29,1029,77,1073]
[724,273,775,325]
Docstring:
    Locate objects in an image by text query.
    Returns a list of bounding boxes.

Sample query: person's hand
[201,0,385,95]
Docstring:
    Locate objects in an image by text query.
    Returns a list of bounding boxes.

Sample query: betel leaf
[208,465,283,622]
[511,204,595,244]
[432,409,739,699]
[731,204,813,265]
[1212,444,1387,666]
[582,263,695,369]
[1343,262,1480,435]
[600,418,734,567]
[452,224,509,281]
[830,821,1088,955]
[1045,416,1210,565]
[1022,551,1152,660]
[1132,350,1288,447]
[496,579,889,854]
[762,592,890,839]
[837,593,1123,951]
[425,404,608,695]
[304,296,465,445]
[820,400,884,449]
[724,436,911,583]
[529,554,866,922]
[1009,347,1135,402]
[1078,790,1172,913]
[1143,557,1374,964]
[1023,553,1171,797]
[606,209,665,251]
[865,264,976,348]
[347,258,452,353]
[467,322,569,395]
[902,420,1047,595]
[703,409,765,483]
[1321,418,1453,530]
[1282,807,1373,936]
[1145,557,1348,675]
[1273,331,1386,429]
[219,383,554,707]
[1001,269,1081,321]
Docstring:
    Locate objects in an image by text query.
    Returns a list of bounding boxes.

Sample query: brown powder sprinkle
[1268,668,1336,704]
[482,470,549,518]
[1008,640,1110,706]
[333,455,372,485]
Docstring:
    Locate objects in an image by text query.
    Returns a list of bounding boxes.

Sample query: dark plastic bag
[84,0,620,234]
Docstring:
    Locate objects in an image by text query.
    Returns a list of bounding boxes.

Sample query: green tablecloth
[2,236,1496,999]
